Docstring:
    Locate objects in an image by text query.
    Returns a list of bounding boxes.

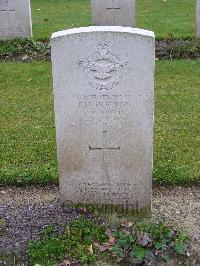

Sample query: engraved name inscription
[75,93,134,128]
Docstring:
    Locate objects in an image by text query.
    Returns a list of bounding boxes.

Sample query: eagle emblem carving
[78,43,127,91]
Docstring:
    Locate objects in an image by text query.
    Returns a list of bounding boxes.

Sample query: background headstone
[51,26,155,214]
[0,0,32,40]
[197,0,200,36]
[91,0,136,27]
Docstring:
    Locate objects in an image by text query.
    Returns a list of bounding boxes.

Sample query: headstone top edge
[51,26,155,40]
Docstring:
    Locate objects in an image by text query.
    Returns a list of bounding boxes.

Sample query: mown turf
[137,0,196,39]
[154,60,200,184]
[31,0,91,40]
[30,0,196,40]
[0,63,57,185]
[0,60,199,185]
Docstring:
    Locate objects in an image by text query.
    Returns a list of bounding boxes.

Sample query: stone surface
[51,26,155,213]
[91,0,136,27]
[0,0,32,40]
[197,0,200,36]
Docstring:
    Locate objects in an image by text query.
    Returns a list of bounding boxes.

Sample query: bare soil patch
[0,185,199,265]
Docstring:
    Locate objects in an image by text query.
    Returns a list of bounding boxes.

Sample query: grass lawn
[0,60,199,186]
[31,0,196,40]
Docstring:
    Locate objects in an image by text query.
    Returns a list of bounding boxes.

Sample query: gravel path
[0,185,199,265]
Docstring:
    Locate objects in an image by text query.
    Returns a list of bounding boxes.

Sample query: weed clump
[28,216,188,265]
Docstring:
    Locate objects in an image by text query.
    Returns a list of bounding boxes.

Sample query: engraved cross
[89,130,120,177]
[106,0,121,10]
[1,0,15,27]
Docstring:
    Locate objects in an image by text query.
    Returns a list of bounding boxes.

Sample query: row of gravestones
[0,0,200,40]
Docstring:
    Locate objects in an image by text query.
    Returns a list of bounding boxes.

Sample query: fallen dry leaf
[120,221,128,227]
[79,207,87,213]
[63,259,71,266]
[108,236,116,245]
[94,234,116,252]
[94,242,108,252]
[88,244,93,254]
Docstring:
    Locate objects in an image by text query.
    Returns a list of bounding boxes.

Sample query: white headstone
[197,0,200,36]
[91,0,136,27]
[51,26,155,214]
[0,0,32,40]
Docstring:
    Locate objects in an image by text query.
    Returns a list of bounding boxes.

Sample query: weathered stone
[51,26,155,214]
[91,0,136,27]
[197,0,200,37]
[0,0,32,40]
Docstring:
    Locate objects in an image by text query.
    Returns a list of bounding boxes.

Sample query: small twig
[27,198,33,240]
[27,198,31,213]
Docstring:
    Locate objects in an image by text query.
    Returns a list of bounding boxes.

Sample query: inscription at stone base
[78,182,137,208]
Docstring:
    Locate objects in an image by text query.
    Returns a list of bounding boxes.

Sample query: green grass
[0,62,57,185]
[0,60,199,185]
[31,0,91,40]
[154,60,200,184]
[137,0,196,39]
[30,0,196,40]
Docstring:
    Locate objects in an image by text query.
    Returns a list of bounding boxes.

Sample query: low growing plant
[28,217,189,265]
[111,221,188,264]
[28,216,108,265]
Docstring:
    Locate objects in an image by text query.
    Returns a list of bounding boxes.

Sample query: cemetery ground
[31,0,195,40]
[0,185,199,265]
[0,59,200,265]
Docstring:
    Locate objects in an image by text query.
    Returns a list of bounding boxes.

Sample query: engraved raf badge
[78,43,127,91]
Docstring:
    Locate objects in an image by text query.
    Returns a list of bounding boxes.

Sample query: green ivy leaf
[112,244,124,258]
